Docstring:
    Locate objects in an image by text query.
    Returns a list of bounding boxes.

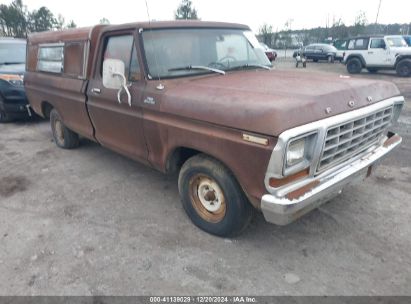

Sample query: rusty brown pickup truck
[24,21,404,236]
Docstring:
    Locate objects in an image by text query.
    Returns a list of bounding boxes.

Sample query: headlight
[284,132,317,175]
[0,74,24,87]
[286,138,305,166]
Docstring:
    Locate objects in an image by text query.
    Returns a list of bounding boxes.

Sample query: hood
[392,47,411,55]
[160,69,401,136]
[0,63,25,75]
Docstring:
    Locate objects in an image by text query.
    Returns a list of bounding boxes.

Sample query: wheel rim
[189,174,226,223]
[349,62,359,72]
[399,65,409,76]
[54,119,65,144]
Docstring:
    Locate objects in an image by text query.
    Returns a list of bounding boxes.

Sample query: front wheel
[346,58,362,74]
[178,154,253,237]
[396,59,411,77]
[50,109,80,149]
[0,111,12,123]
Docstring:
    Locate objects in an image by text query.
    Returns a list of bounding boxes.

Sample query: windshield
[386,37,408,47]
[0,42,26,64]
[259,42,269,50]
[142,28,271,79]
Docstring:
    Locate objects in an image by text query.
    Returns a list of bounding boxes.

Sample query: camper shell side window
[35,41,87,78]
[37,43,64,73]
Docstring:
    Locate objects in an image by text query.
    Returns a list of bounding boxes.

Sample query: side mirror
[102,59,131,106]
[103,58,125,89]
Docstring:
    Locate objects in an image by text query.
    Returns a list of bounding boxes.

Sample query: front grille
[317,106,393,172]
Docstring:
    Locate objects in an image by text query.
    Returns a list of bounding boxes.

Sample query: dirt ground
[0,60,410,296]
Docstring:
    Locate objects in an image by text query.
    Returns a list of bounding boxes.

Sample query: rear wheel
[50,109,79,149]
[396,59,411,77]
[178,154,253,237]
[346,57,362,74]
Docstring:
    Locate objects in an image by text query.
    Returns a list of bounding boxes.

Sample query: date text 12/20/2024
[149,296,257,303]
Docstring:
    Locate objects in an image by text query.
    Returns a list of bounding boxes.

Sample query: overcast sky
[3,0,411,32]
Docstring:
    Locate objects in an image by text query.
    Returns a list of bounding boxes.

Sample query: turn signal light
[269,168,309,188]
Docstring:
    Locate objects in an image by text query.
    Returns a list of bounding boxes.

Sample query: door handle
[368,51,374,54]
[91,88,101,94]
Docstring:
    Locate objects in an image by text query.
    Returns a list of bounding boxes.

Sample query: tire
[50,109,79,149]
[367,68,379,73]
[178,154,253,237]
[396,59,411,77]
[313,59,318,62]
[346,57,362,74]
[0,97,12,123]
[0,111,12,123]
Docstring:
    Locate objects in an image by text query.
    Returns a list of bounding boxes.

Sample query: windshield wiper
[0,61,25,65]
[168,65,225,75]
[226,64,272,71]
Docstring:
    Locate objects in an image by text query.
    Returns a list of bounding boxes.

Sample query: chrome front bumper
[261,133,402,225]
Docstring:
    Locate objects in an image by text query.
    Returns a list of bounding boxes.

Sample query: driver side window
[102,34,140,81]
[370,39,386,49]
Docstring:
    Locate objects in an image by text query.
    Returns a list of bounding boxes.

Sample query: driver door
[87,31,149,164]
[367,38,391,66]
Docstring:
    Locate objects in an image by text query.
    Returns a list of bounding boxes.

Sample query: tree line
[259,12,411,49]
[0,0,76,38]
[0,0,197,38]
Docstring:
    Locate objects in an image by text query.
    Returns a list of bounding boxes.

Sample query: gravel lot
[0,60,410,296]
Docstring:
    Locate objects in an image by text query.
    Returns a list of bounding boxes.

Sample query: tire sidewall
[0,111,9,123]
[347,58,361,74]
[396,60,411,77]
[179,157,251,237]
[50,109,67,148]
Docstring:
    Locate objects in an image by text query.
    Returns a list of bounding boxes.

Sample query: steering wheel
[218,56,237,64]
[208,61,227,69]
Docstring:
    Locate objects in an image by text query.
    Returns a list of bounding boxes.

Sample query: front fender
[345,54,366,66]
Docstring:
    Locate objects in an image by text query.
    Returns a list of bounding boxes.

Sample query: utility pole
[374,0,382,34]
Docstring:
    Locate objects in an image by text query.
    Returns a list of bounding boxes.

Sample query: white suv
[343,35,411,77]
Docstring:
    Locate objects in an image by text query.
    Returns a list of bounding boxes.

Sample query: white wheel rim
[197,179,223,212]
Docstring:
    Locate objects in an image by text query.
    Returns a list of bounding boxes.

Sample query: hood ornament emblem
[367,96,373,103]
[348,100,355,108]
[325,107,332,114]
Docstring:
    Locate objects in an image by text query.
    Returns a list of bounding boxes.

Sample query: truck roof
[27,20,250,44]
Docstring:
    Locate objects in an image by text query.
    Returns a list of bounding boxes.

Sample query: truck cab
[343,35,411,76]
[0,38,30,122]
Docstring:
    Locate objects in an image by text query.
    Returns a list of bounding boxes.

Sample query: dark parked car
[293,43,337,62]
[0,38,30,122]
[259,42,277,61]
[403,35,411,46]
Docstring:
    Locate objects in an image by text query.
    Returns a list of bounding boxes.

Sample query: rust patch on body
[286,180,320,200]
[0,176,30,197]
[269,168,309,188]
[383,134,401,148]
